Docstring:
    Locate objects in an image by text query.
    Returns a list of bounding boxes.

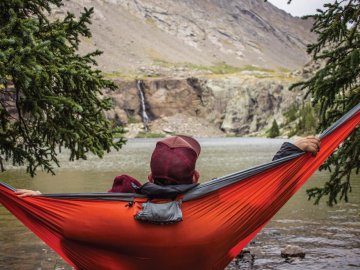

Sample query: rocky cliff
[104,71,305,137]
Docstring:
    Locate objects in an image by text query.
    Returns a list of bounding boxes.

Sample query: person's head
[148,135,201,185]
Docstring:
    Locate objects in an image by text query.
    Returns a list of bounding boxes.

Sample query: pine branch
[290,0,360,205]
[0,0,126,176]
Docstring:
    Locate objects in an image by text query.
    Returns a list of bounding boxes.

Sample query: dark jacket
[272,142,304,161]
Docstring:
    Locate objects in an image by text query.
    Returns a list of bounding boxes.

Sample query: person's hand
[293,135,320,156]
[15,189,42,198]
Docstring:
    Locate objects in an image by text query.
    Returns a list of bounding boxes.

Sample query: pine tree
[0,0,126,176]
[268,119,280,138]
[291,0,360,205]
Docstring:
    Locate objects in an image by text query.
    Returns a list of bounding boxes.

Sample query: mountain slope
[56,0,316,72]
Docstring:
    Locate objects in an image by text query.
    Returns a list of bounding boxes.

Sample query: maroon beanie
[108,175,142,193]
[150,135,201,185]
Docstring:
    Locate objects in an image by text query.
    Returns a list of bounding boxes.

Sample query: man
[16,135,320,197]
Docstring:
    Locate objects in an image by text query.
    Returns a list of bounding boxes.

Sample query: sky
[266,0,334,17]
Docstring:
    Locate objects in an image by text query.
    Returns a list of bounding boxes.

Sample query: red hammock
[0,104,359,270]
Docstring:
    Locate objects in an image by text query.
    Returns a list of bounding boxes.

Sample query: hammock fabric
[0,103,359,270]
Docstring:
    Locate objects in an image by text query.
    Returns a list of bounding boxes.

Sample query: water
[0,138,359,270]
[136,80,150,129]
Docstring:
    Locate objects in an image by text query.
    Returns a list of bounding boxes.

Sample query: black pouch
[135,200,182,224]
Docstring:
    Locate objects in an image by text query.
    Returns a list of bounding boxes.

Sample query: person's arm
[15,189,42,197]
[272,136,320,161]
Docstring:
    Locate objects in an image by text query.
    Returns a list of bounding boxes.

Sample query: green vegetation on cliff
[284,103,318,137]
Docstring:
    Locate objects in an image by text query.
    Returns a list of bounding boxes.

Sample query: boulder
[235,249,255,266]
[281,245,306,259]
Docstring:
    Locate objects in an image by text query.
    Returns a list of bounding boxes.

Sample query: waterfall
[136,80,150,130]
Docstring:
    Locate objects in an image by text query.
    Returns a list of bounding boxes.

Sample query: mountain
[55,0,316,72]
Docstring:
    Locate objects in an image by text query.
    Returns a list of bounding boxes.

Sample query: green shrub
[284,102,319,136]
[268,119,280,138]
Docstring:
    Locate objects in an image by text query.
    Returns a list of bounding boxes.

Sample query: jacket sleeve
[272,142,304,161]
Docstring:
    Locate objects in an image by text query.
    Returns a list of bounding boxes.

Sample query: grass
[103,60,296,80]
[103,71,149,80]
[276,66,291,73]
[145,17,157,26]
[135,132,166,138]
[253,72,298,81]
[152,59,273,75]
[152,59,175,69]
[127,115,140,124]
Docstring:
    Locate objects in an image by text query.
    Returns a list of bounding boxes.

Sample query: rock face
[55,0,316,72]
[281,245,306,258]
[53,0,315,136]
[199,76,303,135]
[104,72,305,137]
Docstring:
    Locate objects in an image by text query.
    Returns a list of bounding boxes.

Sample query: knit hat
[108,175,142,193]
[149,135,201,185]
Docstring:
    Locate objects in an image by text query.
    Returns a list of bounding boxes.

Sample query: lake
[0,138,359,269]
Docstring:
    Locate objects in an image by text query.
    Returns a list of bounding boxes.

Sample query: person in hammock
[15,135,320,197]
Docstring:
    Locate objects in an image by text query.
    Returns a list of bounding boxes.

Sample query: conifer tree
[0,0,126,176]
[268,119,280,138]
[291,0,359,205]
